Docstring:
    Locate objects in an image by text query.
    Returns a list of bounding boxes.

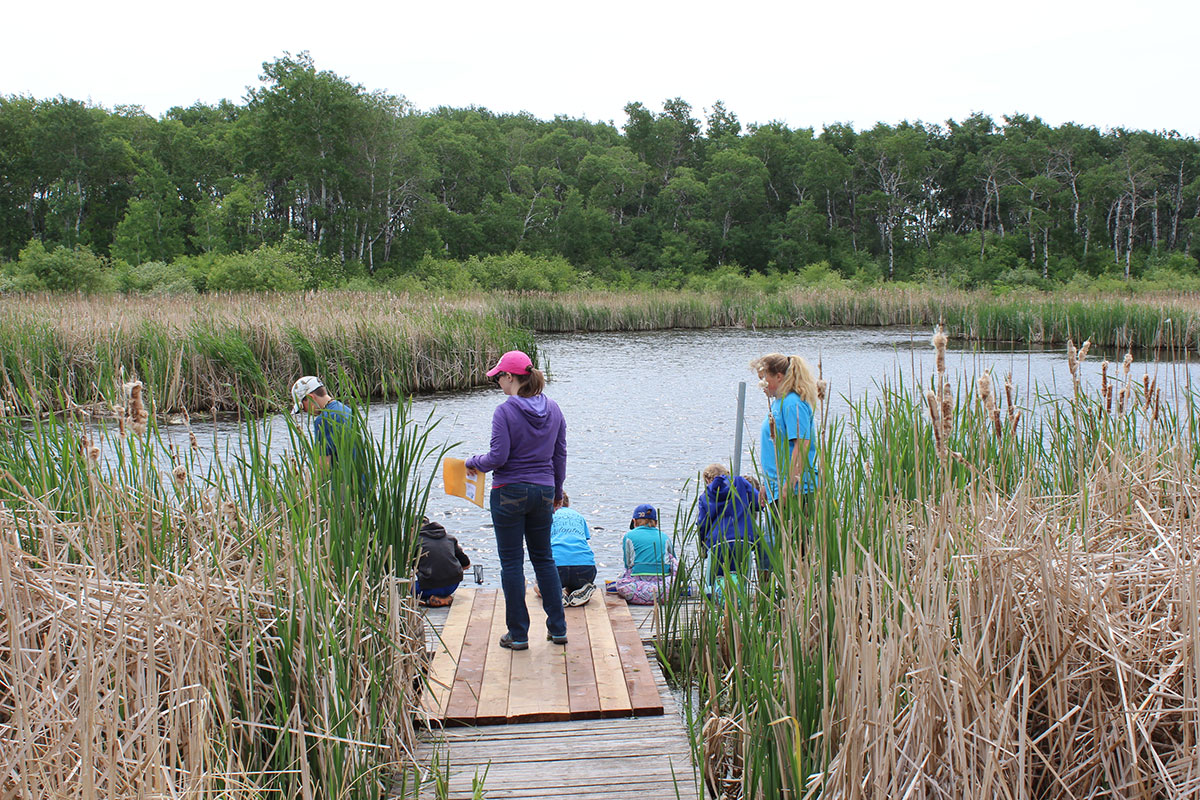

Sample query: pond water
[161,326,1197,583]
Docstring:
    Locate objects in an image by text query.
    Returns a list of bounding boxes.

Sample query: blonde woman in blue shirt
[750,353,819,506]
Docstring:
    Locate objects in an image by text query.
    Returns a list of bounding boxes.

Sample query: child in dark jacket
[415,518,471,607]
[696,464,762,583]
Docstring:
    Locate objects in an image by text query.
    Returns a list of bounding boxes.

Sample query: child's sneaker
[566,583,596,607]
[546,632,568,645]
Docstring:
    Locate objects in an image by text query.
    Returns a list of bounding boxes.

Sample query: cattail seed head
[1101,361,1109,396]
[932,325,948,375]
[1067,339,1078,378]
[1122,352,1133,376]
[189,430,199,452]
[925,389,940,426]
[816,379,827,403]
[1078,339,1091,361]
[172,464,187,485]
[940,378,954,441]
[977,373,993,406]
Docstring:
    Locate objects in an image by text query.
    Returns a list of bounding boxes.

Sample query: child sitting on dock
[414,517,471,607]
[550,492,598,606]
[696,463,762,591]
[610,504,676,605]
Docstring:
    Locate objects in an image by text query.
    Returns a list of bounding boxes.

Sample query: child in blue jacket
[696,463,763,585]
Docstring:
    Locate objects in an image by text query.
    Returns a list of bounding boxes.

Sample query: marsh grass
[0,293,536,416]
[0,388,449,799]
[663,332,1200,798]
[0,287,1190,418]
[478,288,1195,351]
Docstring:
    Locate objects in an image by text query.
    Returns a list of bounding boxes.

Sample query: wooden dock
[411,589,700,799]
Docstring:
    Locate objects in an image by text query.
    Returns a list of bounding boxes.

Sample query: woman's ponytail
[516,368,546,397]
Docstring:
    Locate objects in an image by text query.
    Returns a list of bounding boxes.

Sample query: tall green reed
[660,337,1194,798]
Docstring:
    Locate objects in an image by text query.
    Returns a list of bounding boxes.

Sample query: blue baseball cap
[630,504,658,529]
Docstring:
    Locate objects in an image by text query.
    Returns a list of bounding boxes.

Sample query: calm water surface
[164,327,1197,582]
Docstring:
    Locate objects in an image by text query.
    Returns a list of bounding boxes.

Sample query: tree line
[2,51,1198,290]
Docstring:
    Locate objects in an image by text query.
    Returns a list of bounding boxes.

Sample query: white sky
[4,0,1197,136]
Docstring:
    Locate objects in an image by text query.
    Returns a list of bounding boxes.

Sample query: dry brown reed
[816,337,1200,799]
[822,441,1200,798]
[702,714,747,800]
[0,292,534,415]
[0,464,424,798]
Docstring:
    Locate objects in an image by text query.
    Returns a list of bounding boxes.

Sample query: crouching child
[415,518,471,607]
[550,492,598,606]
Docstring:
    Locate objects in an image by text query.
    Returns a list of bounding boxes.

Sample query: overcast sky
[4,0,1196,136]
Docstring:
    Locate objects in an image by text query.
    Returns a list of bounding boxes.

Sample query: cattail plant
[932,324,948,376]
[0,393,447,800]
[1068,338,1091,396]
[1118,352,1134,414]
[926,388,947,459]
[978,373,1002,439]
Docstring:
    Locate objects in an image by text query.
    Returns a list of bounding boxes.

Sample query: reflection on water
[156,327,1197,582]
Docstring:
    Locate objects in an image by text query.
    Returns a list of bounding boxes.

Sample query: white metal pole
[733,381,746,475]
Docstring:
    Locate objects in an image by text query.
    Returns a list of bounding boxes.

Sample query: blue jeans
[414,580,459,600]
[558,564,597,592]
[490,483,566,642]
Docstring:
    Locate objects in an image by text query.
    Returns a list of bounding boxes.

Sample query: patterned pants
[610,570,667,605]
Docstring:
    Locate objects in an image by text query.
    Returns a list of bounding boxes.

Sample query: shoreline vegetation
[3,312,1199,797]
[0,400,447,799]
[0,286,1194,416]
[659,331,1200,797]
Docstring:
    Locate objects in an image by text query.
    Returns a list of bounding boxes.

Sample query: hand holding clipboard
[443,457,487,508]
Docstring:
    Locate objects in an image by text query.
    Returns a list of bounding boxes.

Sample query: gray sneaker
[566,582,596,607]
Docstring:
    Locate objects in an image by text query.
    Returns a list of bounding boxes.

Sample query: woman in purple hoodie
[466,350,568,651]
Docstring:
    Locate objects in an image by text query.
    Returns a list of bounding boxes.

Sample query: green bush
[994,265,1046,290]
[119,260,197,295]
[796,261,846,288]
[206,249,303,292]
[472,252,579,292]
[4,240,112,293]
[205,240,344,292]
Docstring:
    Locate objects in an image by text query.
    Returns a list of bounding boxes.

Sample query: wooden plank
[584,589,631,717]
[606,593,664,716]
[505,589,570,723]
[472,589,512,724]
[562,604,601,719]
[443,590,496,723]
[419,587,474,721]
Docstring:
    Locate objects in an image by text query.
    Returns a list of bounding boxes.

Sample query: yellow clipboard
[443,457,487,508]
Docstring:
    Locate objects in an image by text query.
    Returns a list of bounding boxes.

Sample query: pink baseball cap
[486,350,533,377]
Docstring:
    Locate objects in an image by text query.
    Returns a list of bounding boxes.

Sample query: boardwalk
[413,589,700,799]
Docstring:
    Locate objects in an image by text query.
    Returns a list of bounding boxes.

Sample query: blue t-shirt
[550,507,595,566]
[759,392,818,501]
[313,400,352,459]
[623,525,673,576]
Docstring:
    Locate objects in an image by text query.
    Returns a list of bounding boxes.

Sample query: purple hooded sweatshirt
[465,394,566,499]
